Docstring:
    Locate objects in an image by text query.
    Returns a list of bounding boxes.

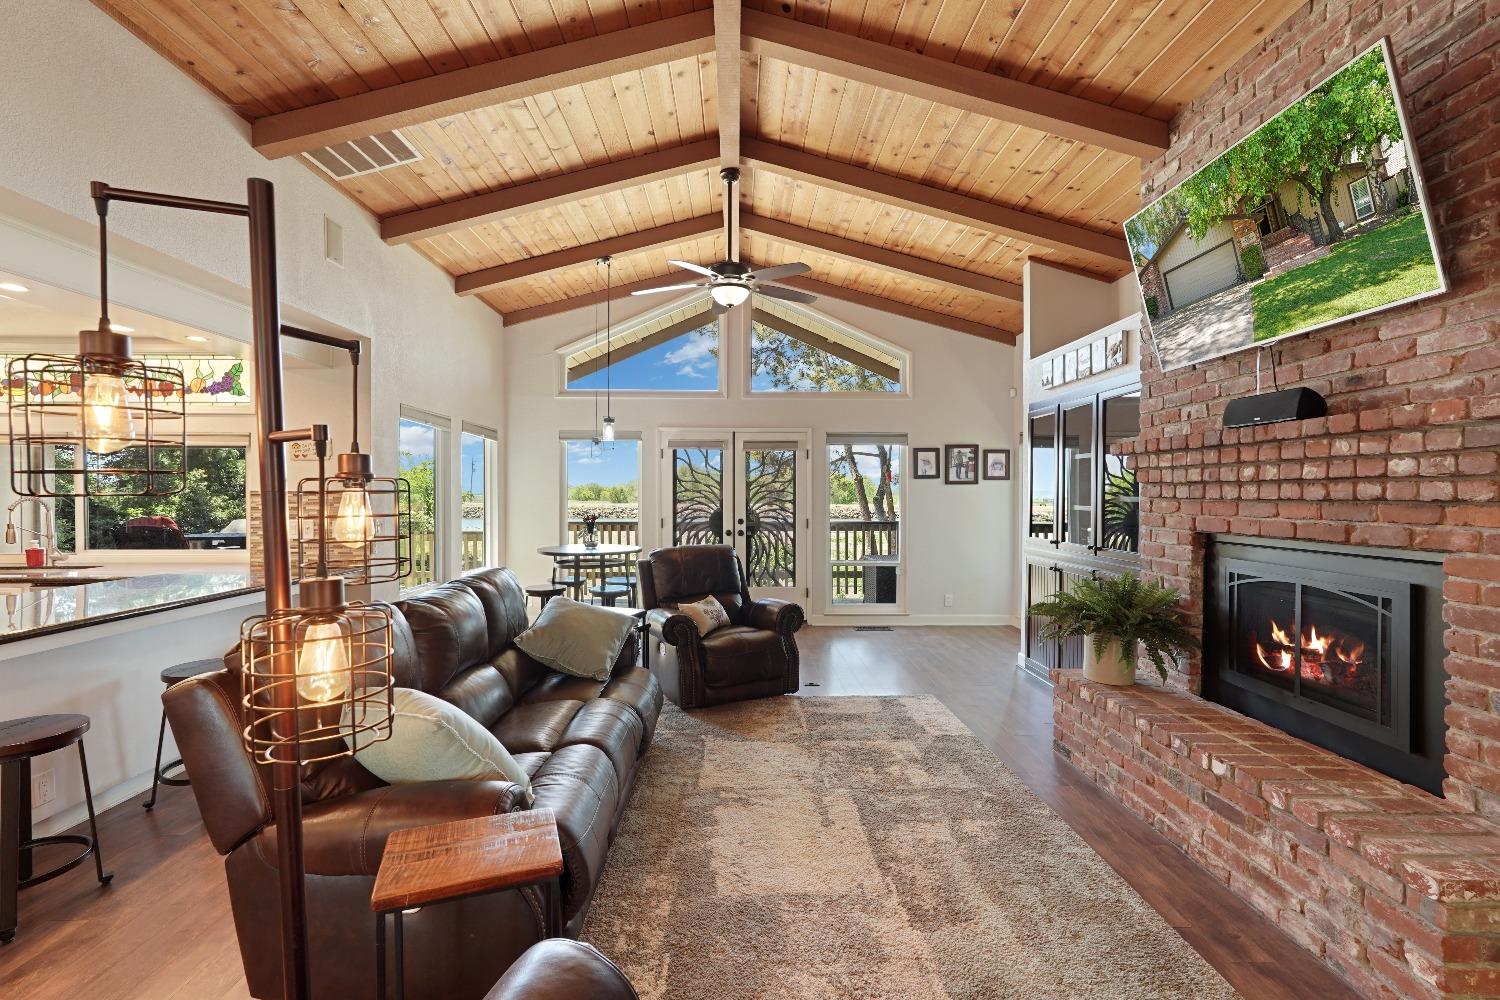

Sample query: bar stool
[524,583,566,613]
[589,584,630,607]
[1,714,112,943]
[144,658,220,811]
[603,556,637,607]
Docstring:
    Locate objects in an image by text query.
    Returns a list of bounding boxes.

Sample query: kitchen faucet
[4,498,66,567]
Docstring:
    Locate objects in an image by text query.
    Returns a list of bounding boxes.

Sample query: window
[563,302,720,392]
[564,436,640,547]
[1028,412,1057,542]
[1101,392,1140,553]
[828,437,903,607]
[51,441,248,551]
[399,411,445,591]
[1349,176,1376,220]
[750,300,903,392]
[1061,402,1094,548]
[460,425,498,571]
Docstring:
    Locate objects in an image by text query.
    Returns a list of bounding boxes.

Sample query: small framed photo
[1076,345,1092,378]
[1064,351,1077,382]
[1105,331,1126,369]
[913,447,941,479]
[1052,356,1065,386]
[945,444,979,485]
[1040,360,1055,389]
[1091,337,1107,373]
[983,448,1011,481]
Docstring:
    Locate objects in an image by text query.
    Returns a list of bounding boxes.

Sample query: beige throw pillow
[514,596,637,682]
[678,595,731,636]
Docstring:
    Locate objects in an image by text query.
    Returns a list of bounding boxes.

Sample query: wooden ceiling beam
[714,0,742,170]
[742,138,1129,265]
[742,213,1021,304]
[380,140,719,245]
[770,276,1016,344]
[740,10,1168,160]
[251,11,715,159]
[502,275,696,327]
[455,214,721,296]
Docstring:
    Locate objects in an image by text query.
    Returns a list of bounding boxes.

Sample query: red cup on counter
[24,545,44,568]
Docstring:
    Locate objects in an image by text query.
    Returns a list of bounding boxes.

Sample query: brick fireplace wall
[1135,0,1500,817]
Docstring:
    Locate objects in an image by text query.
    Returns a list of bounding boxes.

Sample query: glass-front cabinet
[1024,377,1141,675]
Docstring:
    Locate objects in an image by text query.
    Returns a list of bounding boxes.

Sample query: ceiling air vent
[302,129,420,181]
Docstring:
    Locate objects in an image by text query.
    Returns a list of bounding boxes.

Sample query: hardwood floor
[0,625,1355,999]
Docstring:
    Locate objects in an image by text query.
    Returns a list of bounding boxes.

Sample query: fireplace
[1206,536,1447,794]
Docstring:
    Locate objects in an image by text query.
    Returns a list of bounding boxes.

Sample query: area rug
[581,696,1240,1000]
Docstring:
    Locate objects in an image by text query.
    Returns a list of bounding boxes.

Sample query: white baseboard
[32,771,153,839]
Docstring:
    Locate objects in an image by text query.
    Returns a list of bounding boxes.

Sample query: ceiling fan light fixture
[710,283,751,309]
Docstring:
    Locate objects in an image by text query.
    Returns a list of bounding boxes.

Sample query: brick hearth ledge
[1054,671,1500,999]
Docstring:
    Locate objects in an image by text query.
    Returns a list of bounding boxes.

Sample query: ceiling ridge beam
[741,10,1167,159]
[772,276,1015,344]
[455,214,722,296]
[380,140,719,245]
[742,138,1129,264]
[503,274,697,327]
[252,10,716,159]
[715,0,742,169]
[741,212,1021,303]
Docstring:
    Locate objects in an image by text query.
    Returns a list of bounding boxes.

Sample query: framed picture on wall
[1091,337,1107,373]
[1076,345,1093,379]
[1106,331,1126,369]
[1064,351,1077,382]
[1040,361,1055,389]
[983,448,1011,481]
[945,444,979,484]
[913,447,940,479]
[1052,356,1065,386]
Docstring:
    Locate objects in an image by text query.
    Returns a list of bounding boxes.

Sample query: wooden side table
[370,809,564,1000]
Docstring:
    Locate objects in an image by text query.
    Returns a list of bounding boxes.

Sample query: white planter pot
[1082,638,1136,686]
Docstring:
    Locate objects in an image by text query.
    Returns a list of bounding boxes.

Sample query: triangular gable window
[749,297,903,392]
[564,299,719,391]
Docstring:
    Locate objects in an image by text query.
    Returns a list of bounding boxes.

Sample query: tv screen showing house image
[1125,39,1446,372]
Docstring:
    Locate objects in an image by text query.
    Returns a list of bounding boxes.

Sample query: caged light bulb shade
[296,618,351,703]
[80,373,138,454]
[330,486,376,544]
[709,283,751,309]
[601,417,615,442]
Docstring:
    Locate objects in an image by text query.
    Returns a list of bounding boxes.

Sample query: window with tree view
[1101,392,1140,552]
[52,442,247,550]
[828,438,902,606]
[400,415,442,590]
[750,304,903,392]
[565,438,639,552]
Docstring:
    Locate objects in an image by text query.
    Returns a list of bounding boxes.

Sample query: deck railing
[830,518,899,603]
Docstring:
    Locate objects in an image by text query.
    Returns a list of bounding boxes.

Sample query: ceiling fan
[630,167,818,314]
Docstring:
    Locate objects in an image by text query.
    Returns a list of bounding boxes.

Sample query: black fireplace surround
[1207,536,1448,794]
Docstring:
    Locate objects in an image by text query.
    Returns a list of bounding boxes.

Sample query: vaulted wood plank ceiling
[94,0,1304,341]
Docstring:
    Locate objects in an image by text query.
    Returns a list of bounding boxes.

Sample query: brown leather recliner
[638,545,804,709]
[484,940,638,1000]
[163,567,662,1000]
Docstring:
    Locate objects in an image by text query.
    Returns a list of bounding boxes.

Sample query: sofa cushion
[699,626,785,687]
[457,567,531,656]
[514,598,636,682]
[490,648,553,701]
[601,667,665,747]
[438,663,516,731]
[557,700,643,790]
[394,584,492,693]
[491,700,586,754]
[345,688,534,806]
[529,744,621,921]
[520,672,605,706]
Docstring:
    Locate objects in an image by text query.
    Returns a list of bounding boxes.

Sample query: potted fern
[1030,572,1198,686]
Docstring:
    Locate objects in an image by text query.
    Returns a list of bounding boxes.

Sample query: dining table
[535,542,642,602]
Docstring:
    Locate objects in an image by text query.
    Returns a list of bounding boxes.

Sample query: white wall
[0,0,507,595]
[504,294,1020,624]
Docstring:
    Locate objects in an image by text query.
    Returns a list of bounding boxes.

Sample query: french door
[660,430,809,602]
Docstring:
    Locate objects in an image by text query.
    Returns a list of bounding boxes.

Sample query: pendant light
[7,186,186,498]
[289,328,412,586]
[599,255,615,443]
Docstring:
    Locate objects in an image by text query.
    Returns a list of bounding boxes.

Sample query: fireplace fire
[1207,536,1447,794]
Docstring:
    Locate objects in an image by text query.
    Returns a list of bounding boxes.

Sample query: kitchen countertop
[0,568,261,644]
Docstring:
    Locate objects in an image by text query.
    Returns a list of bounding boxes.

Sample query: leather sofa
[484,940,638,1000]
[639,545,805,709]
[164,567,662,1000]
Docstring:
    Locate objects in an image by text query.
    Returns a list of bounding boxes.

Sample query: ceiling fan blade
[746,262,810,282]
[755,283,819,305]
[667,259,717,278]
[629,282,710,296]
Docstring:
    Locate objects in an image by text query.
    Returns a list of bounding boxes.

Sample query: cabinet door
[1028,411,1059,543]
[1061,400,1095,549]
[1100,390,1141,553]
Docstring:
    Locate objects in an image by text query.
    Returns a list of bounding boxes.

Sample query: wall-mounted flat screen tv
[1125,39,1446,372]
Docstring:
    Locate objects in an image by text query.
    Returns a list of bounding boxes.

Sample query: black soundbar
[1222,387,1327,428]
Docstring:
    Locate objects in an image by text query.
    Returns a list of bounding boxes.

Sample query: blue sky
[569,327,718,391]
[567,438,640,487]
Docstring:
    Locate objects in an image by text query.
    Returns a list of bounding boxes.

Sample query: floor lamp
[21,179,396,1000]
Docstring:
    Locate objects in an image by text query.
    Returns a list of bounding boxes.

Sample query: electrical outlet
[943,593,954,607]
[32,768,55,807]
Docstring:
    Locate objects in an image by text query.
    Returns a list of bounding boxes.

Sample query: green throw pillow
[514,596,635,682]
[345,687,534,806]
